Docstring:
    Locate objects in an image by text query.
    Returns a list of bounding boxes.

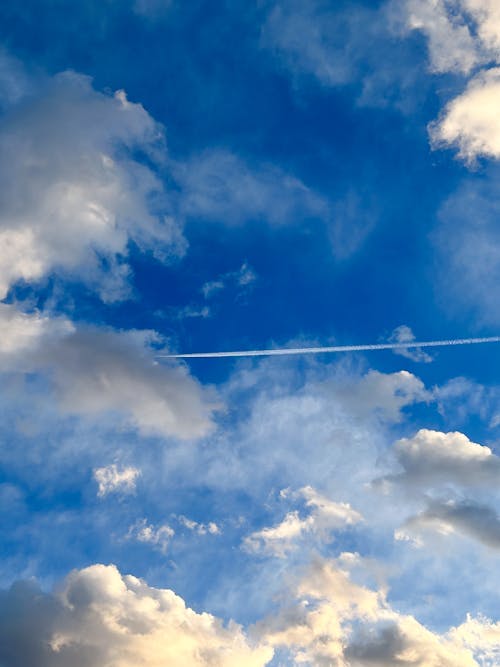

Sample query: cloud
[2,559,497,666]
[400,0,481,74]
[243,486,362,557]
[399,1,500,162]
[388,325,433,363]
[127,519,175,553]
[379,428,500,489]
[261,0,432,111]
[257,555,486,666]
[433,171,500,325]
[175,149,328,226]
[331,369,430,423]
[94,464,140,497]
[177,516,220,535]
[430,68,500,162]
[0,303,216,439]
[396,499,500,549]
[201,261,257,299]
[0,564,273,667]
[0,60,184,302]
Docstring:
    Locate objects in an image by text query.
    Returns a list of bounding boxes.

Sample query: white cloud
[384,429,500,488]
[243,486,362,557]
[431,67,500,162]
[0,303,216,439]
[257,555,487,666]
[201,261,257,300]
[0,564,273,666]
[402,0,480,74]
[127,519,175,553]
[0,62,185,301]
[388,325,433,363]
[2,559,498,666]
[178,516,221,535]
[175,149,328,226]
[332,369,430,423]
[94,464,140,497]
[399,1,500,162]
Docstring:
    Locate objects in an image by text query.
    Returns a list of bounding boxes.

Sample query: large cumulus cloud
[0,303,216,439]
[0,55,184,302]
[0,564,273,667]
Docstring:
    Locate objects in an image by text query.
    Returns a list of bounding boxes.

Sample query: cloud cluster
[243,486,362,557]
[0,564,273,667]
[127,519,175,554]
[376,428,500,551]
[2,559,499,666]
[401,0,500,161]
[94,465,141,497]
[258,555,491,666]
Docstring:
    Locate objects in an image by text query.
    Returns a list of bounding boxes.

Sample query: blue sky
[1,1,500,665]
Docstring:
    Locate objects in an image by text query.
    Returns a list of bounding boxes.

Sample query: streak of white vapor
[157,336,500,359]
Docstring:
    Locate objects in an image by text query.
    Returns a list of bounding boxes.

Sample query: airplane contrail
[157,336,500,359]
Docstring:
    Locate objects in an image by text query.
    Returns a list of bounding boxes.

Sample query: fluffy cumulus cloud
[0,564,273,667]
[383,428,500,488]
[94,465,140,497]
[2,559,500,666]
[243,486,362,557]
[430,67,500,161]
[0,303,216,439]
[261,0,433,111]
[127,519,175,553]
[400,0,500,161]
[374,428,500,551]
[0,55,184,302]
[257,555,493,666]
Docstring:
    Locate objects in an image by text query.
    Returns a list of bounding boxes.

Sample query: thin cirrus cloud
[173,149,328,227]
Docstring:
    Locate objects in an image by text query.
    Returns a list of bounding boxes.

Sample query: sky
[1,0,500,665]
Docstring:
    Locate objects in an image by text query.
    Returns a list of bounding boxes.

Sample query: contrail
[157,336,500,359]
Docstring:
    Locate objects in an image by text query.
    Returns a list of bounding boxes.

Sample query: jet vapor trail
[157,336,500,359]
